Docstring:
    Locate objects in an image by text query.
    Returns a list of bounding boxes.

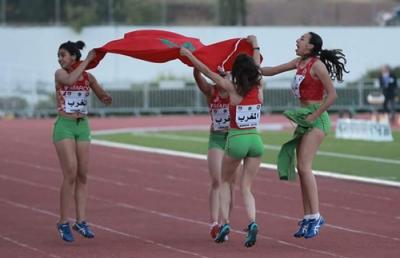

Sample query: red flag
[87,30,204,69]
[87,30,262,72]
[193,38,260,73]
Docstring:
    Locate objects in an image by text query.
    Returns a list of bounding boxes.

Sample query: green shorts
[225,128,264,159]
[208,131,228,150]
[52,116,91,142]
[302,104,331,135]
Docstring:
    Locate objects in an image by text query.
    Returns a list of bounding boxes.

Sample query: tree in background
[4,0,55,24]
[64,0,102,32]
[1,0,163,31]
[114,0,162,25]
[218,0,246,26]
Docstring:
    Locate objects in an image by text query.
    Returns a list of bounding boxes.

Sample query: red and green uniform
[278,58,333,181]
[290,57,331,133]
[208,88,230,150]
[225,86,264,159]
[53,71,91,142]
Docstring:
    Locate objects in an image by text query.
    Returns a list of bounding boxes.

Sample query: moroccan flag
[87,30,261,72]
[193,38,258,73]
[87,30,204,69]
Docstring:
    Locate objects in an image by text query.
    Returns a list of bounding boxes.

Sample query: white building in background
[0,26,399,98]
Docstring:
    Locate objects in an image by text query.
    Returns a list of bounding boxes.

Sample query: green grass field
[94,130,400,182]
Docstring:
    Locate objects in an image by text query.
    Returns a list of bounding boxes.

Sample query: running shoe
[210,222,220,239]
[304,216,325,239]
[244,222,258,248]
[293,219,310,238]
[72,221,95,238]
[215,223,230,243]
[57,222,74,242]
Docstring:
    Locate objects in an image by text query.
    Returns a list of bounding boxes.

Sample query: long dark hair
[58,40,85,61]
[308,32,349,82]
[231,54,261,97]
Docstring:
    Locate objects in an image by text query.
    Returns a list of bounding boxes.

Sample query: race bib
[291,74,305,98]
[235,104,261,128]
[64,90,89,114]
[211,107,230,130]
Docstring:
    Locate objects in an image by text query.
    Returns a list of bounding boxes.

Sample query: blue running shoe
[293,219,310,238]
[72,221,95,238]
[244,222,258,248]
[304,216,325,239]
[57,222,74,242]
[215,224,230,243]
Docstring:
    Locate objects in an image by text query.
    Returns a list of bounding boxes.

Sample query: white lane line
[4,157,396,218]
[0,234,60,258]
[113,202,346,258]
[3,159,129,187]
[97,129,400,166]
[255,210,400,242]
[5,155,392,218]
[6,141,397,201]
[92,123,284,136]
[315,150,400,165]
[0,180,345,258]
[326,188,392,201]
[124,186,400,243]
[1,171,399,243]
[151,132,400,165]
[92,125,210,135]
[104,151,394,202]
[91,139,400,188]
[0,197,209,258]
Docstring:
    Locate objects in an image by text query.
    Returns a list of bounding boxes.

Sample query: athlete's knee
[240,185,252,196]
[76,172,88,185]
[210,178,221,189]
[63,160,78,172]
[221,170,235,184]
[64,172,77,185]
[296,159,312,175]
[240,178,252,193]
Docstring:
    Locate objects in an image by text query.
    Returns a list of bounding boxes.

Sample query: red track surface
[0,115,399,258]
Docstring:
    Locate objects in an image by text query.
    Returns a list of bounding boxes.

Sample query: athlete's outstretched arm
[246,35,264,102]
[260,58,299,76]
[180,47,234,94]
[193,68,213,98]
[246,35,261,66]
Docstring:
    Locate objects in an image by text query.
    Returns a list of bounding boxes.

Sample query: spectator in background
[379,65,398,123]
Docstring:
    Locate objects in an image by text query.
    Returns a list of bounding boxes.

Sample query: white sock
[210,221,218,227]
[309,213,320,220]
[303,214,312,220]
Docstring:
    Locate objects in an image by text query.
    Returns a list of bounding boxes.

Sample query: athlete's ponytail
[308,32,349,82]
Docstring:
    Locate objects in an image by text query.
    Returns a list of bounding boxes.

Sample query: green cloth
[277,104,331,181]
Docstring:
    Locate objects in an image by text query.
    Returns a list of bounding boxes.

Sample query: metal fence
[4,80,395,118]
[86,83,387,116]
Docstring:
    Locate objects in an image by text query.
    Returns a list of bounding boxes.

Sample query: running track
[0,115,399,258]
